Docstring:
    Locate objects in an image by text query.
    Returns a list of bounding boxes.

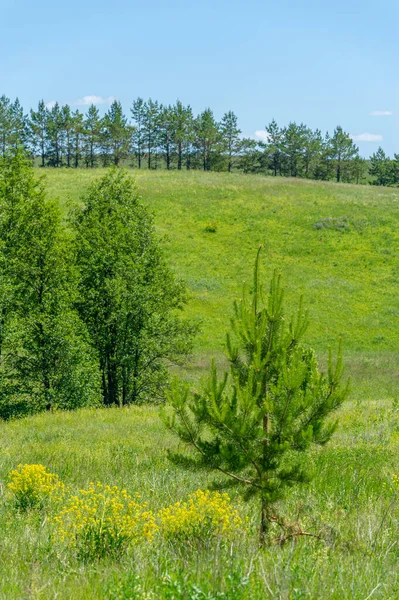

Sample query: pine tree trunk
[260,407,270,546]
[260,499,270,546]
[178,143,182,170]
[166,144,170,170]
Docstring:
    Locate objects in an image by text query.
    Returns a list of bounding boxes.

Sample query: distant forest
[0,94,397,186]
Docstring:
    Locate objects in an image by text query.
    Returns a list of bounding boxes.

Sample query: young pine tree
[369,147,392,186]
[166,248,349,544]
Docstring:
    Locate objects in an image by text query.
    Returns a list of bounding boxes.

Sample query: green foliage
[194,108,222,171]
[83,104,101,168]
[220,111,241,172]
[29,100,48,167]
[2,92,398,186]
[369,147,399,186]
[0,150,100,418]
[73,168,196,406]
[101,101,132,167]
[142,98,161,170]
[166,249,349,541]
[327,126,359,183]
[130,97,146,168]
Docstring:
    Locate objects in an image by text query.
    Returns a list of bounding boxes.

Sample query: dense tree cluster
[0,150,194,419]
[369,147,399,186]
[0,94,396,185]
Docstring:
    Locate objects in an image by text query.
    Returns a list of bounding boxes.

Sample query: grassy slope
[47,169,399,398]
[0,170,398,598]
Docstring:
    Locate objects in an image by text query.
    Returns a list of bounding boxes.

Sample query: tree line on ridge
[0,94,397,185]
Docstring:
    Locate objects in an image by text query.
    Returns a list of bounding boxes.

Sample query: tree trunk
[260,407,270,546]
[166,143,170,170]
[260,499,270,546]
[178,143,182,170]
[107,360,118,405]
[337,152,341,182]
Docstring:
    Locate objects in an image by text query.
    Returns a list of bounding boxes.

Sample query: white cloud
[369,110,392,116]
[350,132,383,142]
[45,100,56,109]
[254,130,270,142]
[74,95,117,106]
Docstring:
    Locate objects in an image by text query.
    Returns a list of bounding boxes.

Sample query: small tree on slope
[165,248,349,544]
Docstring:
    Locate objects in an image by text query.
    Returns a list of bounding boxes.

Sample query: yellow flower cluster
[52,482,156,560]
[6,464,245,560]
[157,489,243,543]
[7,463,65,510]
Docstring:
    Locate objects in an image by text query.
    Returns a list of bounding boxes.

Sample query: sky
[1,0,398,156]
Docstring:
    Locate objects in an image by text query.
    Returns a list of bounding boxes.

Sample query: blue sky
[2,0,398,156]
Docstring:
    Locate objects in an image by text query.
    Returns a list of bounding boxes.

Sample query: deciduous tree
[73,169,196,406]
[0,150,100,418]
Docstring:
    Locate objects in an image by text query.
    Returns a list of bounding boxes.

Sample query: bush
[157,489,243,545]
[51,482,156,561]
[7,464,65,511]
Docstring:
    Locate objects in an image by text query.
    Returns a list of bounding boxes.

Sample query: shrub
[157,489,243,544]
[51,482,156,561]
[7,463,65,511]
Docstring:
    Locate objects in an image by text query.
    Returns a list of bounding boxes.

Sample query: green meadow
[1,169,399,598]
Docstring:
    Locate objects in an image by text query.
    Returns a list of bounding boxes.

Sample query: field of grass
[0,169,398,598]
[46,169,399,398]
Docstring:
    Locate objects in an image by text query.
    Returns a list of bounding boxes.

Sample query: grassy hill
[1,170,398,598]
[46,169,399,399]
